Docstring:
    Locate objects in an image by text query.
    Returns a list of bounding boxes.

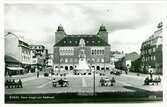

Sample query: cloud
[4,3,164,53]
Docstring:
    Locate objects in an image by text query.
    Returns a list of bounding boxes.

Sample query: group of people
[144,71,161,85]
[5,79,23,88]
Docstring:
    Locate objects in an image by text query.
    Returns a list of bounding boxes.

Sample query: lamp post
[89,59,95,96]
[93,63,95,96]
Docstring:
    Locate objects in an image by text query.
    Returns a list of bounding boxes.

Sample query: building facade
[30,45,49,72]
[114,52,140,72]
[48,53,54,67]
[53,25,111,74]
[5,32,32,74]
[140,22,163,74]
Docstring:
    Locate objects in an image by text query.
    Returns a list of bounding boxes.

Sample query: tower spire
[57,24,64,32]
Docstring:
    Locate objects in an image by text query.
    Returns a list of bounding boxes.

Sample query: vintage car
[110,70,122,76]
[99,77,116,87]
[52,78,69,87]
[144,76,161,85]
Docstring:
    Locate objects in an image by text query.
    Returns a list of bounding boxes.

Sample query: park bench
[100,77,116,87]
[5,79,23,88]
[144,77,161,85]
[52,78,69,87]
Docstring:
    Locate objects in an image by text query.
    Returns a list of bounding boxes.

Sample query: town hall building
[53,25,111,75]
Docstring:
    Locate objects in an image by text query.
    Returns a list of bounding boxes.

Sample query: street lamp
[89,59,95,96]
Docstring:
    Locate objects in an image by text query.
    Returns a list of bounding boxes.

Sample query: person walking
[149,70,153,80]
[37,71,39,78]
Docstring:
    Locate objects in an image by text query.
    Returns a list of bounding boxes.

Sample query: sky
[4,3,164,53]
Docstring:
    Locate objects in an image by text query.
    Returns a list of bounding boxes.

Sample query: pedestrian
[149,70,153,80]
[37,71,39,78]
[18,79,23,88]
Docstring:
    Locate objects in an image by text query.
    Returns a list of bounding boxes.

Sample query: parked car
[52,78,69,87]
[99,77,116,87]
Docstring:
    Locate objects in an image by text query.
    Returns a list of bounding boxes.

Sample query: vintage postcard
[2,1,167,105]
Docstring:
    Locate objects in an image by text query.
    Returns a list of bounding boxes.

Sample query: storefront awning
[7,67,24,71]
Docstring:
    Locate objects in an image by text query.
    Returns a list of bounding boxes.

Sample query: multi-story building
[114,52,140,72]
[110,51,125,68]
[53,25,111,74]
[5,32,32,75]
[140,22,163,74]
[48,53,54,67]
[30,45,49,72]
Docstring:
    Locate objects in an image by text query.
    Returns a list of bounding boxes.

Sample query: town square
[4,3,163,103]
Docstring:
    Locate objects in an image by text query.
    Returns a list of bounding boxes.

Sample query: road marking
[82,77,87,87]
[37,81,52,88]
[116,80,132,86]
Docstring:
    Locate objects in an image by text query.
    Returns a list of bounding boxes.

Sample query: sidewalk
[5,72,43,81]
[122,72,162,79]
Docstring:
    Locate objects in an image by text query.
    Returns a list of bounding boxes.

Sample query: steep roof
[54,35,110,47]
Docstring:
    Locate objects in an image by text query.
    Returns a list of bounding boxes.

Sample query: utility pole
[93,64,95,96]
[90,59,95,96]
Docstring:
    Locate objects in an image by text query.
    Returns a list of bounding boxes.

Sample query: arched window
[70,66,73,70]
[65,66,68,70]
[97,50,99,55]
[96,66,100,70]
[91,50,94,55]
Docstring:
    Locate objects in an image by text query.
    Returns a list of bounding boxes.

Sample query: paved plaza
[5,72,162,94]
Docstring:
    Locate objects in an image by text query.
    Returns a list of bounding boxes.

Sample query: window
[65,58,68,63]
[101,58,104,63]
[96,66,100,70]
[97,58,100,63]
[153,56,156,60]
[70,66,73,70]
[102,50,104,54]
[153,47,156,52]
[97,50,99,55]
[106,67,109,70]
[94,50,96,55]
[60,58,63,63]
[65,66,68,70]
[70,58,73,63]
[91,50,94,55]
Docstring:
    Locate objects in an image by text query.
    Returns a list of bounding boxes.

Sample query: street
[5,72,162,94]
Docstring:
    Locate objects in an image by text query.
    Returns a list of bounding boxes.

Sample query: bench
[5,79,23,88]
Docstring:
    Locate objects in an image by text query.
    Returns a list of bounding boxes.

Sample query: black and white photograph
[3,1,166,104]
